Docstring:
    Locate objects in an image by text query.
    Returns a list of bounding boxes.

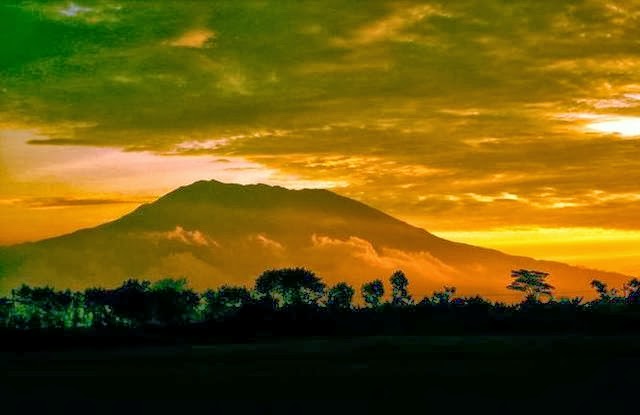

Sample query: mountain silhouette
[0,180,628,298]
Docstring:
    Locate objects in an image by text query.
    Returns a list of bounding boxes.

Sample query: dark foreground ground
[1,335,638,413]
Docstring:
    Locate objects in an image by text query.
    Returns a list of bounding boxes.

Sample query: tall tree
[326,282,355,310]
[84,287,114,328]
[150,278,200,325]
[255,268,326,307]
[361,280,385,308]
[389,270,412,306]
[109,279,153,326]
[203,285,252,319]
[507,269,554,303]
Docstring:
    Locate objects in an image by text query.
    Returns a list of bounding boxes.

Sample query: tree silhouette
[623,278,640,304]
[109,279,152,326]
[326,282,355,310]
[10,285,74,329]
[0,296,12,328]
[507,269,554,303]
[390,270,413,306]
[150,278,200,325]
[203,285,252,319]
[5,267,640,335]
[255,267,325,307]
[590,279,621,304]
[430,286,457,305]
[361,279,384,308]
[84,287,114,328]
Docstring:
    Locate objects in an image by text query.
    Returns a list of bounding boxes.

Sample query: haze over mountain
[0,180,628,299]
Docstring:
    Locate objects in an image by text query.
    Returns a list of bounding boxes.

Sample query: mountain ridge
[0,180,629,298]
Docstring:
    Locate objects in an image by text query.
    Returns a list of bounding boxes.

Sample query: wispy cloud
[59,2,92,17]
[164,226,216,247]
[333,4,451,46]
[19,197,147,209]
[169,29,216,48]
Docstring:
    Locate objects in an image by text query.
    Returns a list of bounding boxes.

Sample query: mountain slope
[0,180,628,298]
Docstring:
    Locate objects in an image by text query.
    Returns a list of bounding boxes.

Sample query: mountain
[0,180,628,298]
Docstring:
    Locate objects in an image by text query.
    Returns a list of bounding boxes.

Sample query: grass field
[1,335,638,413]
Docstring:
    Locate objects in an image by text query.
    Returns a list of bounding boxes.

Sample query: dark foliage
[203,285,252,320]
[3,268,640,347]
[255,267,325,306]
[326,282,355,310]
[390,270,412,306]
[361,279,384,308]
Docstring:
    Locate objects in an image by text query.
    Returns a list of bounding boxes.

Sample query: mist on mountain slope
[0,180,628,299]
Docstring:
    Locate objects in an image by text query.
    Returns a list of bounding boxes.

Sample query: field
[1,335,638,413]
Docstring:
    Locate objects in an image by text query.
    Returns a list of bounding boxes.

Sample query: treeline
[1,268,640,336]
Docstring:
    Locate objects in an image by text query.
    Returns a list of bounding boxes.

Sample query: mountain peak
[0,180,629,298]
[144,180,362,217]
[161,179,325,201]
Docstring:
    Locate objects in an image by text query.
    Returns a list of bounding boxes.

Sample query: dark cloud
[19,197,146,208]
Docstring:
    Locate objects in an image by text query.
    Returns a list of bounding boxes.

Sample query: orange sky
[1,1,639,277]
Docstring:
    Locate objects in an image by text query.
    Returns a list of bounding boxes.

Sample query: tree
[0,297,12,328]
[150,278,200,325]
[389,270,412,306]
[109,279,152,326]
[255,268,326,307]
[431,286,457,305]
[10,285,74,329]
[326,282,355,310]
[84,287,114,328]
[623,278,640,304]
[507,269,554,303]
[590,280,622,304]
[361,279,384,308]
[203,285,252,319]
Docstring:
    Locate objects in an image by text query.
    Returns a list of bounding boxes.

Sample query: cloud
[45,2,122,24]
[160,226,217,247]
[16,197,145,209]
[59,3,92,17]
[250,233,285,251]
[333,3,451,46]
[311,234,457,282]
[169,29,216,48]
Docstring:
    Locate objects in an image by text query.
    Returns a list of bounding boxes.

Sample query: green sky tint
[1,0,640,235]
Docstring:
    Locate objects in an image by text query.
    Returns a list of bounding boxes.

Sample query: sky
[1,0,640,275]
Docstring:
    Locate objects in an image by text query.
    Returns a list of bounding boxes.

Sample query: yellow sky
[1,1,639,277]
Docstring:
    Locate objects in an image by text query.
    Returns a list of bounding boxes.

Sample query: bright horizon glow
[433,227,640,276]
[586,116,640,137]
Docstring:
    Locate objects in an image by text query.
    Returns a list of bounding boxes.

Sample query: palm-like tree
[507,269,554,303]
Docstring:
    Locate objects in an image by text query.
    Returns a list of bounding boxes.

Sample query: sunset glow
[586,116,640,137]
[1,0,639,278]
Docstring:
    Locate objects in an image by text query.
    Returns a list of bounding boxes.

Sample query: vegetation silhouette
[390,270,413,306]
[326,282,355,310]
[255,267,326,307]
[507,269,554,303]
[3,267,640,349]
[361,279,385,308]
